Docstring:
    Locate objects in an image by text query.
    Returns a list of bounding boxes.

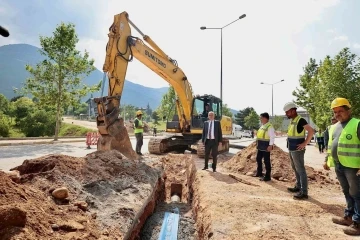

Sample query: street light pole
[260,79,285,116]
[220,28,223,100]
[200,14,246,101]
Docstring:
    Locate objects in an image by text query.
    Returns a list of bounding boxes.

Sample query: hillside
[0,44,168,109]
[0,44,238,114]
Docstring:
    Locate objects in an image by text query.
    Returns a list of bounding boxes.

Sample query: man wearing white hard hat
[283,102,314,200]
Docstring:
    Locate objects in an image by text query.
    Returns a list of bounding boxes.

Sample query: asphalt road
[0,137,258,171]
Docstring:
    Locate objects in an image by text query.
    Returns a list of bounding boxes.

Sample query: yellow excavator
[94,11,232,159]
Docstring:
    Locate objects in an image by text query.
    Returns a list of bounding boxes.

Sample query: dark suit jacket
[202,120,223,144]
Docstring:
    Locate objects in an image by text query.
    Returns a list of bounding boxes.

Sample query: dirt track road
[63,116,98,130]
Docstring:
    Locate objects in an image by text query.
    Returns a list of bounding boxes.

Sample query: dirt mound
[1,150,163,239]
[221,142,336,184]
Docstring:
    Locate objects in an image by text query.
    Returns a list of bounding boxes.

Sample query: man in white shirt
[252,112,275,181]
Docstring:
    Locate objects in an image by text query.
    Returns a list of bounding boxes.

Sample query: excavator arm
[94,11,195,157]
[95,11,232,157]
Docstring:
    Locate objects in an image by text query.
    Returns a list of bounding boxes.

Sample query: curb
[0,135,159,147]
[0,139,86,147]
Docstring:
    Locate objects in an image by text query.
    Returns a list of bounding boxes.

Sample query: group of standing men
[200,97,360,236]
[253,97,360,236]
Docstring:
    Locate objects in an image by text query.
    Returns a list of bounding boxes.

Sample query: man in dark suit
[201,111,223,172]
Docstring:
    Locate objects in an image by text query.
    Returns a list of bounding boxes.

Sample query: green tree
[0,112,10,137]
[0,94,9,115]
[222,104,233,118]
[244,110,260,130]
[270,115,284,131]
[293,47,360,129]
[120,104,137,120]
[12,97,35,126]
[152,110,160,124]
[235,107,256,127]
[18,109,57,137]
[73,102,88,116]
[157,86,176,120]
[23,22,100,140]
[146,103,153,116]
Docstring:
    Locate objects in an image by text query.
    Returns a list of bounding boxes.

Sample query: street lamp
[200,14,246,101]
[260,79,285,117]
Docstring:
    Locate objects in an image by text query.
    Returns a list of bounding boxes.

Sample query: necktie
[209,121,213,139]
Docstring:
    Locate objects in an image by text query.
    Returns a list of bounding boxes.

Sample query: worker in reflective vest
[283,102,314,200]
[324,117,338,151]
[134,110,144,155]
[323,97,360,236]
[252,112,275,181]
[315,129,325,153]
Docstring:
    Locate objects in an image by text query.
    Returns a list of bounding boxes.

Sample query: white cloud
[353,43,360,49]
[327,29,336,33]
[1,0,341,115]
[333,35,348,41]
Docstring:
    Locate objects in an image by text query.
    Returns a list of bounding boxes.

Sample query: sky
[1,0,360,115]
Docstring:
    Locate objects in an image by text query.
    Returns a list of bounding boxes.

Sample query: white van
[232,124,243,139]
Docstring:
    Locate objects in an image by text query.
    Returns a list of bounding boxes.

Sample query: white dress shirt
[268,125,275,145]
[207,120,215,139]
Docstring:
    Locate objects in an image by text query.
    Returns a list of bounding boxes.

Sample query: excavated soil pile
[140,154,197,240]
[2,150,162,240]
[221,142,336,185]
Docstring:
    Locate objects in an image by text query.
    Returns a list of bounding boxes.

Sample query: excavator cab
[191,95,222,129]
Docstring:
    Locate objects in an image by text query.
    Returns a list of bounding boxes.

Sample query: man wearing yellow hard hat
[134,110,144,155]
[323,97,360,236]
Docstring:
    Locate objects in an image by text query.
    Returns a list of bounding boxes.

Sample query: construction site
[0,139,355,240]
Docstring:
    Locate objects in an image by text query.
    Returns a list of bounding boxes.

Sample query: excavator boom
[95,11,232,158]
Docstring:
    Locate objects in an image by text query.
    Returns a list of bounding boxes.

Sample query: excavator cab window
[191,96,222,129]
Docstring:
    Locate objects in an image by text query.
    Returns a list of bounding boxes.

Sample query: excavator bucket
[97,117,139,160]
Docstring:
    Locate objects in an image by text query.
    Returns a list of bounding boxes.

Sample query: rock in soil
[1,150,163,239]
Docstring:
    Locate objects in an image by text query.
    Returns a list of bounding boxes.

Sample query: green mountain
[0,44,168,109]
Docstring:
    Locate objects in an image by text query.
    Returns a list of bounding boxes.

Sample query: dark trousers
[335,161,360,223]
[318,141,325,153]
[256,150,271,178]
[204,139,218,170]
[135,132,143,153]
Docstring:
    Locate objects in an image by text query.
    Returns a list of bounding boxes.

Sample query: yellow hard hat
[136,110,143,115]
[331,97,351,109]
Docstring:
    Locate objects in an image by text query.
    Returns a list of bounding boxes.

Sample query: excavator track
[148,136,190,155]
[148,137,168,154]
[196,138,230,158]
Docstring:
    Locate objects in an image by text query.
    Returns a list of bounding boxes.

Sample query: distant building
[269,110,317,131]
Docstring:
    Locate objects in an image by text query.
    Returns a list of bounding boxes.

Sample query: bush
[18,109,56,137]
[0,112,10,137]
[58,123,96,137]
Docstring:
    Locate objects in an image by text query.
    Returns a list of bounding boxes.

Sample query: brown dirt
[192,168,351,240]
[221,142,336,185]
[1,150,163,240]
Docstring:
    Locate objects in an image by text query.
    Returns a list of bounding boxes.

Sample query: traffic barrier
[86,132,100,149]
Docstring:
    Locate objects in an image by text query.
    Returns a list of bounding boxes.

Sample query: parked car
[241,130,252,138]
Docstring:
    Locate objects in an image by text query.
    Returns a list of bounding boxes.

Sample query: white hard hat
[283,102,297,112]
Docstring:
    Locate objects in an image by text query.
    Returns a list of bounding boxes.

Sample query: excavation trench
[2,151,211,240]
[136,153,199,240]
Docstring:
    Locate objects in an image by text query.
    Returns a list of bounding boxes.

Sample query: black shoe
[287,186,301,193]
[137,152,143,155]
[202,168,208,170]
[213,169,216,172]
[252,173,263,177]
[260,177,271,182]
[293,192,308,200]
